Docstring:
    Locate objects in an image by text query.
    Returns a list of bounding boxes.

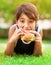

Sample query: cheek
[30,23,35,30]
[17,22,23,28]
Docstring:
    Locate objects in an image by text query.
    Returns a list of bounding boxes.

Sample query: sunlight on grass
[0,43,51,65]
[0,51,51,65]
[0,39,51,65]
[0,44,6,53]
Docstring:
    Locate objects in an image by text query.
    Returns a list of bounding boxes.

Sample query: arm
[4,25,24,56]
[30,30,43,56]
[34,30,43,56]
[4,25,17,56]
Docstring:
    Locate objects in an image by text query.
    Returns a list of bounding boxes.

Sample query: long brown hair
[15,3,39,21]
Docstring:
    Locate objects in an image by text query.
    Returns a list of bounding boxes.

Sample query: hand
[12,28,25,41]
[29,31,42,43]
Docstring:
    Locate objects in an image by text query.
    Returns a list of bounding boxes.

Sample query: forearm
[33,40,42,56]
[4,36,18,56]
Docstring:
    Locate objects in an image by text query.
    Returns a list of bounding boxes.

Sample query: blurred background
[0,1,51,64]
[0,0,51,40]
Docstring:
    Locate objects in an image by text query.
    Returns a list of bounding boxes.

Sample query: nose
[24,22,29,30]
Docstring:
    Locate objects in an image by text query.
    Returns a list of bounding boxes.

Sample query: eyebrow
[19,17,25,19]
[27,17,35,20]
[20,17,34,20]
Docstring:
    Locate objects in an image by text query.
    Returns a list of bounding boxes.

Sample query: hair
[15,2,39,21]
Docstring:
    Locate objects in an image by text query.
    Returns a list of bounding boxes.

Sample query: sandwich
[21,32,35,44]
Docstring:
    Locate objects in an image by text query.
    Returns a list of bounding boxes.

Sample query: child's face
[16,13,36,31]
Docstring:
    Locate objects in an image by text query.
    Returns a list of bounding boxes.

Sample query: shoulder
[9,24,17,31]
[8,24,17,35]
[8,24,17,39]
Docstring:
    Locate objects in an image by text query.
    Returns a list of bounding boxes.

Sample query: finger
[29,31,40,36]
[35,40,41,42]
[22,29,29,33]
[35,37,41,40]
[19,33,25,36]
[16,28,22,34]
[17,30,21,34]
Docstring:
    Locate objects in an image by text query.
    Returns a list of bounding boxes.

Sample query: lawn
[0,38,51,65]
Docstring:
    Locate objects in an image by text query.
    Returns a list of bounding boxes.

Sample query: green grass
[0,51,51,65]
[43,39,51,44]
[0,45,51,65]
[0,38,7,43]
[0,38,51,65]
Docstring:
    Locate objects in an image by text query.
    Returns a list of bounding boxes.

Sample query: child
[4,2,43,56]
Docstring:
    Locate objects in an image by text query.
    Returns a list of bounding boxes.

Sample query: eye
[21,20,24,23]
[29,20,34,23]
[20,19,25,23]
